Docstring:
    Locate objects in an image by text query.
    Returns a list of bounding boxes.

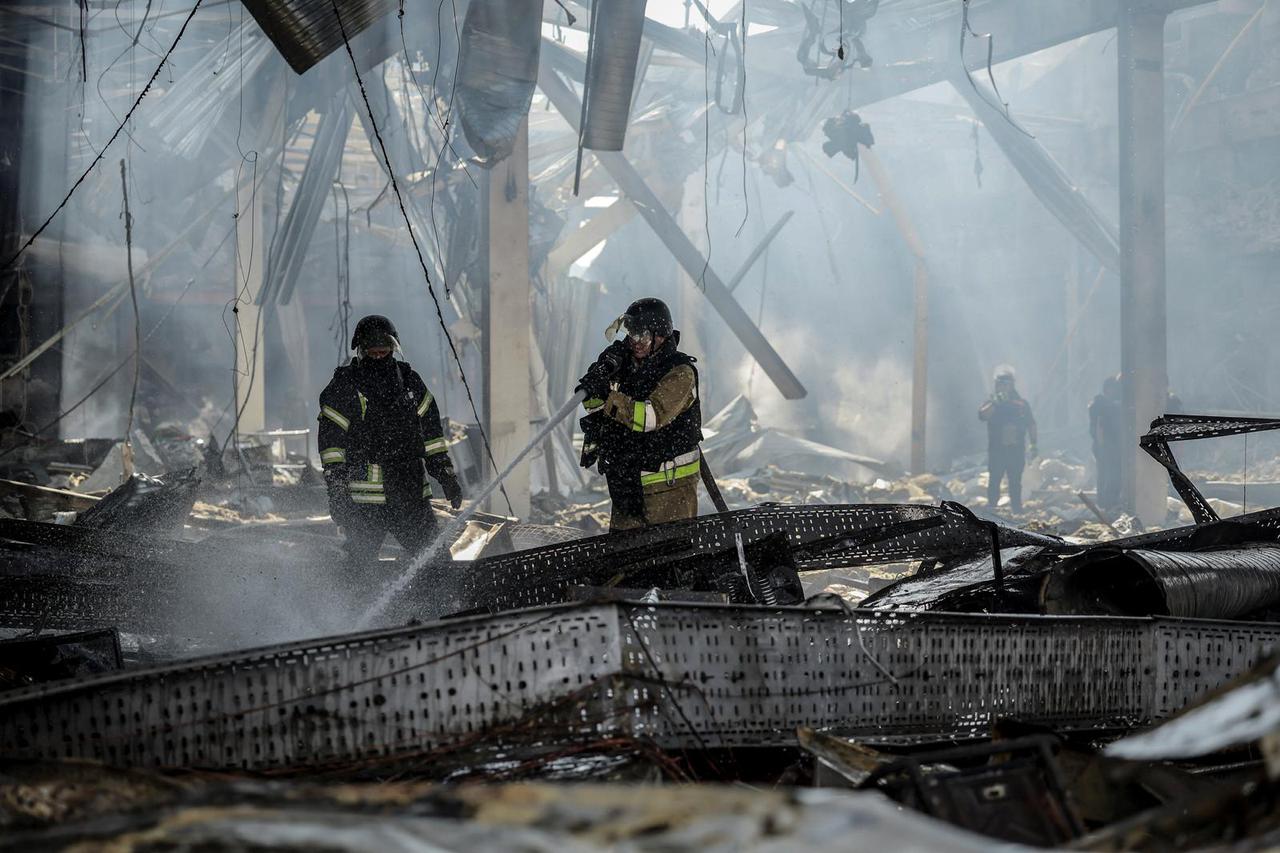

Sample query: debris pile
[0,413,1278,850]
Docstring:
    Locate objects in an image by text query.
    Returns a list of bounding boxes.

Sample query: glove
[324,468,356,528]
[575,367,611,402]
[441,474,463,510]
[1028,443,1039,461]
[595,340,628,377]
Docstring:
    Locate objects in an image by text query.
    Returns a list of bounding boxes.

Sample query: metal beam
[725,210,793,294]
[537,65,806,400]
[951,79,1120,273]
[263,94,354,305]
[543,199,638,280]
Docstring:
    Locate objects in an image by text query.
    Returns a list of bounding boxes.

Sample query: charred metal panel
[0,628,122,689]
[1141,414,1280,524]
[0,604,622,769]
[456,503,1067,614]
[1,603,1276,770]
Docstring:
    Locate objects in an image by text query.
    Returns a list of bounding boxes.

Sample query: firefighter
[575,298,703,531]
[318,315,463,567]
[1088,374,1122,510]
[978,365,1037,514]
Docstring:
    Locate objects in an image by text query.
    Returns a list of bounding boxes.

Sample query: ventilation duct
[1042,546,1280,619]
[580,0,650,151]
[455,0,542,164]
[239,0,400,75]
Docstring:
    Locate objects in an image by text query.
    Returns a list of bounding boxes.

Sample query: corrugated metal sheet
[581,0,649,151]
[1044,545,1280,619]
[240,0,399,75]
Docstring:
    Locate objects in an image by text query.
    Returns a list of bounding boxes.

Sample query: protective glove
[441,473,463,510]
[324,468,356,528]
[575,367,612,402]
[595,340,628,377]
[575,341,627,400]
[1028,443,1039,461]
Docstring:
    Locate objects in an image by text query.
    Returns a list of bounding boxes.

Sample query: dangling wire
[959,0,1031,137]
[735,2,750,238]
[837,0,845,60]
[696,31,714,291]
[119,160,141,456]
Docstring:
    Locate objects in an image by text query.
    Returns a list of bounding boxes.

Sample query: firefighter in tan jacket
[576,298,703,531]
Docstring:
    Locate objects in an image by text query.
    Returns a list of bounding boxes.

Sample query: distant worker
[1088,374,1122,511]
[318,315,463,568]
[978,365,1037,514]
[576,298,703,531]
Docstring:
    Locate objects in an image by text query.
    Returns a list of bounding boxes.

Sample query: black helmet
[621,298,673,339]
[351,315,399,351]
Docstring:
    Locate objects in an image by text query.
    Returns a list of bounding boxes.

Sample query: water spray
[356,391,588,629]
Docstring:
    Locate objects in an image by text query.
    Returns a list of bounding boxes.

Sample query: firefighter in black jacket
[318,315,463,566]
[978,365,1037,514]
[576,298,703,531]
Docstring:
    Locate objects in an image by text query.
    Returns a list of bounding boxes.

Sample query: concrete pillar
[482,117,532,519]
[231,80,286,436]
[233,177,267,436]
[1117,4,1169,524]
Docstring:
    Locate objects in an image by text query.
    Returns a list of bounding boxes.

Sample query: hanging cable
[397,0,475,298]
[119,160,142,453]
[330,0,513,515]
[735,2,750,238]
[959,0,1031,137]
[697,31,714,291]
[1,0,205,273]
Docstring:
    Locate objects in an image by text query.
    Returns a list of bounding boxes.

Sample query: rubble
[0,774,1009,851]
[2,401,1280,848]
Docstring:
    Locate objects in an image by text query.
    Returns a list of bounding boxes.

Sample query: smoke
[732,325,915,463]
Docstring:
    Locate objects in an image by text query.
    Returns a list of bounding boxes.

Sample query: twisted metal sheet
[457,503,1067,613]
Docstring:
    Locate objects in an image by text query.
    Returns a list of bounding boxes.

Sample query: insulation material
[239,0,399,75]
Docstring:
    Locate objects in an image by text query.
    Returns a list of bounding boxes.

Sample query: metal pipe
[580,0,649,150]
